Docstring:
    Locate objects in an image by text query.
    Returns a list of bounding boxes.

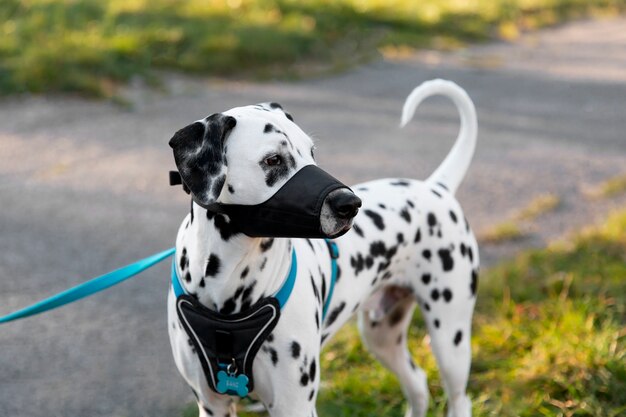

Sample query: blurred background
[0,1,625,416]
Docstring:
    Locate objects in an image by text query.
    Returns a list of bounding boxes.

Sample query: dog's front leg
[251,344,321,417]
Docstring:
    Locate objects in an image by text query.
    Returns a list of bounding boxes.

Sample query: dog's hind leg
[427,298,474,417]
[357,286,429,417]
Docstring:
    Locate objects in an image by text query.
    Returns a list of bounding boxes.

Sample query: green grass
[182,208,625,417]
[2,0,625,97]
[477,193,562,244]
[585,174,626,199]
[515,193,561,221]
[478,221,526,244]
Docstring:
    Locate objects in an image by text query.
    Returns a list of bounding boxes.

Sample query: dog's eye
[265,155,282,166]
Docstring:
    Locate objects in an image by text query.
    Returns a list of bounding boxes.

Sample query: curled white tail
[400,79,477,195]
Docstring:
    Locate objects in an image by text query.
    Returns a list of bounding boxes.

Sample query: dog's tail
[400,79,477,195]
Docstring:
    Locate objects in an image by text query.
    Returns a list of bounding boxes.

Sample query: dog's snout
[329,191,362,219]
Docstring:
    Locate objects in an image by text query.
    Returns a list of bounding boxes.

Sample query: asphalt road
[1,17,625,417]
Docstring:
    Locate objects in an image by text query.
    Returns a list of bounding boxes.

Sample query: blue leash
[1,241,339,325]
[0,248,175,324]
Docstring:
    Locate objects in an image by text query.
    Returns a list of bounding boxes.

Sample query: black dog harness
[172,242,339,397]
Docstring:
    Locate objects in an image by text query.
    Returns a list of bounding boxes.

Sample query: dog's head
[169,102,361,238]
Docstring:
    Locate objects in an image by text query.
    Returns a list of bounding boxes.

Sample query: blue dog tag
[216,370,249,397]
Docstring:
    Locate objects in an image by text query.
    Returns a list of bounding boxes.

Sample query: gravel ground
[0,17,625,417]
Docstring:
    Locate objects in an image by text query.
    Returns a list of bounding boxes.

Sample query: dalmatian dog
[167,79,479,417]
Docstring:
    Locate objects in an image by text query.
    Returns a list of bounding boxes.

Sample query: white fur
[168,80,479,417]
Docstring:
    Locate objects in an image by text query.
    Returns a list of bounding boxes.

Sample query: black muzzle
[172,165,358,239]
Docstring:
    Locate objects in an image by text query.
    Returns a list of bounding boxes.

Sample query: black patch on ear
[169,114,236,207]
[269,102,283,110]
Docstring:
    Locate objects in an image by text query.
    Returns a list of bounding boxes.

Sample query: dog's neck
[180,202,292,314]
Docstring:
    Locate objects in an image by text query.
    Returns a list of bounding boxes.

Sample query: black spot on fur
[268,347,278,365]
[260,238,274,252]
[220,299,236,315]
[421,273,431,285]
[291,341,301,359]
[431,189,442,198]
[300,373,309,386]
[400,207,412,223]
[442,288,453,302]
[310,275,320,302]
[449,210,458,223]
[214,214,239,241]
[471,269,479,296]
[190,199,194,224]
[397,233,404,244]
[434,319,440,328]
[241,281,256,306]
[199,278,205,288]
[427,212,437,227]
[184,272,192,283]
[309,359,316,382]
[260,257,268,271]
[454,330,463,346]
[422,249,431,260]
[414,228,421,243]
[460,243,467,257]
[308,389,315,401]
[227,184,235,194]
[364,209,385,230]
[205,254,221,277]
[370,241,386,257]
[350,253,365,276]
[240,266,249,279]
[269,102,283,110]
[438,248,454,272]
[407,200,415,208]
[431,289,440,301]
[264,123,275,133]
[436,182,449,191]
[179,249,188,271]
[391,180,410,186]
[423,302,430,312]
[325,301,346,327]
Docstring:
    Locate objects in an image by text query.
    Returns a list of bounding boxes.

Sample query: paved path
[1,17,625,417]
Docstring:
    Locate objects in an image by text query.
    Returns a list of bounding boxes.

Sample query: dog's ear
[169,113,237,207]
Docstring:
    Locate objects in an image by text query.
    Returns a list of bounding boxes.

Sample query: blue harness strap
[172,240,339,318]
[172,248,298,309]
[323,239,339,321]
[0,247,176,324]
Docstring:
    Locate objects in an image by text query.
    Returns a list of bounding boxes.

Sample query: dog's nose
[329,191,362,219]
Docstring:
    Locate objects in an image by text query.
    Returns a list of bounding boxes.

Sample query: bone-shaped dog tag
[216,370,249,397]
